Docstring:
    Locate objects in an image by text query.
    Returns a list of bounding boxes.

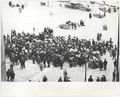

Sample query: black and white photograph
[1,0,119,82]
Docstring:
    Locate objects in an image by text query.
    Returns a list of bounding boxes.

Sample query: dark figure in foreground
[43,76,48,82]
[88,75,93,82]
[101,75,106,82]
[96,77,100,82]
[58,76,62,82]
[6,69,15,82]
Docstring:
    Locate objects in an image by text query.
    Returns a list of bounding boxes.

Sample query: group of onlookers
[4,27,118,82]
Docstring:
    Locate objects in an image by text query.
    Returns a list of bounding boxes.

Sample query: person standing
[112,70,116,82]
[89,13,92,19]
[36,55,41,64]
[6,69,11,81]
[116,70,119,81]
[103,59,107,70]
[97,33,100,41]
[9,1,12,7]
[15,52,19,65]
[20,56,26,69]
[32,55,36,64]
[10,71,15,82]
[39,63,43,71]
[114,59,118,70]
[99,60,103,71]
[74,23,77,29]
[71,22,74,29]
[11,53,16,65]
[88,75,93,82]
[33,27,35,32]
[112,48,116,60]
[21,4,24,9]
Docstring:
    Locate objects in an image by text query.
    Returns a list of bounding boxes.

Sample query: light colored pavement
[6,52,115,82]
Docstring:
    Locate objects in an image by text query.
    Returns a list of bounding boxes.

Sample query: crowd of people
[4,27,118,82]
[88,75,106,82]
[6,68,15,82]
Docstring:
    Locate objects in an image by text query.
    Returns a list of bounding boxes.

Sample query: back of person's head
[90,75,92,78]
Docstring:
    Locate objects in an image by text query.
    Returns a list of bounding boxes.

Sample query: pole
[116,12,119,81]
[1,8,6,81]
[85,61,87,82]
[85,54,88,82]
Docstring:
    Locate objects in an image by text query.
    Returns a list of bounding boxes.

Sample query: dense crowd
[4,27,118,82]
